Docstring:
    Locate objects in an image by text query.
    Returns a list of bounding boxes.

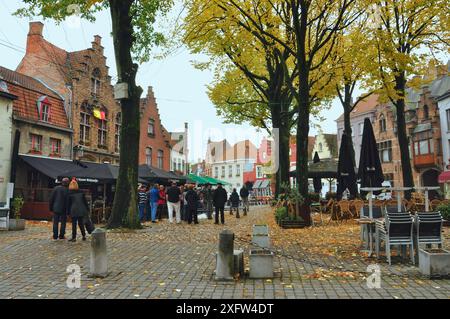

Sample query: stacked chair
[375,206,414,265]
[414,212,443,258]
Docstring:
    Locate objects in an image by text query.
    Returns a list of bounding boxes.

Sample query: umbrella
[336,132,358,199]
[312,152,322,193]
[358,118,384,197]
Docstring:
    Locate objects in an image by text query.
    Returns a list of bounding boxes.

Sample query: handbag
[83,214,95,234]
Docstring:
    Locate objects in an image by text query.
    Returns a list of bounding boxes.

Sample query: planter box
[249,249,274,279]
[419,249,450,278]
[279,219,309,229]
[252,234,270,248]
[252,224,269,236]
[8,219,26,231]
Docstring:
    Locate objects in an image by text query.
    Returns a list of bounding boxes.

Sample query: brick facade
[139,87,171,170]
[17,22,121,164]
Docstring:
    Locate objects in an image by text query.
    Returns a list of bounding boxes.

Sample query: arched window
[146,147,152,166]
[91,68,101,97]
[80,103,91,145]
[423,104,429,120]
[318,142,323,152]
[379,114,386,133]
[115,112,121,153]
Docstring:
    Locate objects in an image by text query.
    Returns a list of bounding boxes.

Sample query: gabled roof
[0,66,68,129]
[323,134,338,158]
[336,94,379,122]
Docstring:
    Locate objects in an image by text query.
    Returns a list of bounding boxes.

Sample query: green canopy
[187,174,210,185]
[202,176,230,185]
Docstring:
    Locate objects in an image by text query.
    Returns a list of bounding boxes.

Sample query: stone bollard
[215,229,234,281]
[90,228,108,278]
[233,249,244,277]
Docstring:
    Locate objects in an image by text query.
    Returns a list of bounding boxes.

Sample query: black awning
[19,155,80,180]
[139,165,187,182]
[58,162,118,183]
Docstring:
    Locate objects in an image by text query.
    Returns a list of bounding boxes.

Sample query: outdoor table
[390,187,413,213]
[414,186,441,212]
[360,187,384,218]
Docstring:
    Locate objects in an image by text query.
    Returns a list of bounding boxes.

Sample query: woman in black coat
[67,178,89,242]
[229,188,240,218]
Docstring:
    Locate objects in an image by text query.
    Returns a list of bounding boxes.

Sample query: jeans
[242,197,249,214]
[206,200,213,219]
[215,206,225,224]
[138,203,146,221]
[53,214,67,239]
[167,201,181,223]
[150,202,158,222]
[71,216,86,239]
[230,205,240,218]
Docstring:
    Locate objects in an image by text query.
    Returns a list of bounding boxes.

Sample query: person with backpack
[240,185,250,215]
[229,188,240,218]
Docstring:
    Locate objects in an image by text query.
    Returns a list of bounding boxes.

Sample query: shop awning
[253,180,262,189]
[139,165,187,183]
[58,161,119,183]
[438,171,450,183]
[202,176,230,185]
[19,155,80,180]
[260,180,270,189]
[187,174,210,184]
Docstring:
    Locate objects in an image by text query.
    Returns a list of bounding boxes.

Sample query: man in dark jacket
[213,183,228,225]
[239,185,250,215]
[185,184,199,224]
[229,188,240,218]
[49,178,69,240]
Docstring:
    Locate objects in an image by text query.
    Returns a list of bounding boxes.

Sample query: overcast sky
[0,0,344,161]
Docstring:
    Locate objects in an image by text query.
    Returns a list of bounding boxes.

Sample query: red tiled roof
[0,66,68,129]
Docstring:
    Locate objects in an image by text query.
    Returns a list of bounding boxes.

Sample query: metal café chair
[376,213,414,265]
[414,212,443,253]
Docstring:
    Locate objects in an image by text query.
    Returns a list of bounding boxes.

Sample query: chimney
[94,35,102,45]
[92,35,103,54]
[147,86,154,98]
[29,21,44,37]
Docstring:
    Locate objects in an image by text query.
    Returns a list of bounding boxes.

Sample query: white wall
[439,96,450,170]
[0,96,13,204]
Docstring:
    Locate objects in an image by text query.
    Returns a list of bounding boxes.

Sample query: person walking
[229,188,240,218]
[138,185,147,222]
[166,182,182,224]
[213,183,228,225]
[240,185,250,215]
[185,184,199,224]
[67,178,89,242]
[157,185,167,220]
[49,177,69,240]
[148,184,159,223]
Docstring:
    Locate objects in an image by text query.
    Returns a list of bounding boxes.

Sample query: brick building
[139,87,171,171]
[0,66,72,191]
[17,21,121,164]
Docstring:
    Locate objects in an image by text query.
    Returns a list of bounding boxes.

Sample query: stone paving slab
[0,206,449,299]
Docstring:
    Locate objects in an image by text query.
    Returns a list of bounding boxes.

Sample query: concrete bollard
[233,249,244,277]
[215,229,234,281]
[90,228,108,278]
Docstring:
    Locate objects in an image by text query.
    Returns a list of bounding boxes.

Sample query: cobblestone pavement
[0,206,449,299]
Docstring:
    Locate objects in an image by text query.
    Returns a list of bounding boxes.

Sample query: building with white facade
[169,123,189,175]
[436,63,450,195]
[205,139,257,192]
[0,80,15,204]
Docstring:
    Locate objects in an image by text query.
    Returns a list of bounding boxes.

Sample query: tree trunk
[271,102,291,198]
[395,74,414,199]
[107,0,143,229]
[342,84,356,169]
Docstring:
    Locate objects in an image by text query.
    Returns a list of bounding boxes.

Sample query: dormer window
[37,96,51,122]
[91,68,101,97]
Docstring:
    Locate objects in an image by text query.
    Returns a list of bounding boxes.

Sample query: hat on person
[69,177,79,191]
[61,177,70,187]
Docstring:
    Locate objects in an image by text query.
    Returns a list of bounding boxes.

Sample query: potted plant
[9,196,25,231]
[436,204,450,227]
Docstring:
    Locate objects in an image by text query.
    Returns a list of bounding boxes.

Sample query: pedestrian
[229,188,240,218]
[185,184,199,224]
[138,185,147,222]
[49,177,70,240]
[148,184,159,223]
[67,178,89,242]
[240,184,250,215]
[213,183,228,225]
[166,182,182,224]
[205,183,213,219]
[157,185,167,220]
[180,185,186,221]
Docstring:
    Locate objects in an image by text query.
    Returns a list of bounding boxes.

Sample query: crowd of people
[137,182,251,225]
[49,178,252,242]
